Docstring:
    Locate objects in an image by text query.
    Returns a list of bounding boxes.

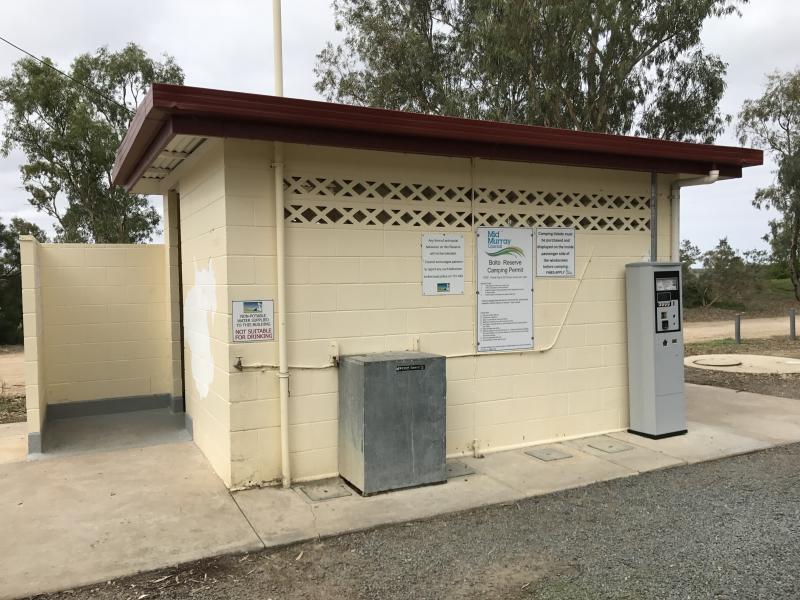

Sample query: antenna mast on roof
[273,0,284,97]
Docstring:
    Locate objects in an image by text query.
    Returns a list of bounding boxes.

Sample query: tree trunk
[789,203,800,302]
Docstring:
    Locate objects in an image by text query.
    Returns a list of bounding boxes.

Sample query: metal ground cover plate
[525,447,573,462]
[299,478,353,502]
[587,437,633,454]
[446,460,477,478]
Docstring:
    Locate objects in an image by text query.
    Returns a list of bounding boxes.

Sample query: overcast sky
[1,0,798,252]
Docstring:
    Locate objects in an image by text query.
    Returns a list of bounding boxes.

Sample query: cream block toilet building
[45,83,758,489]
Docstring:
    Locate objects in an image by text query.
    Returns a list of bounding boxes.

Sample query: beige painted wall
[177,140,234,486]
[170,138,677,489]
[32,243,173,406]
[20,236,46,436]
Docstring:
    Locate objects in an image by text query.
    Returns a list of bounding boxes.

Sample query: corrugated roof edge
[112,83,763,191]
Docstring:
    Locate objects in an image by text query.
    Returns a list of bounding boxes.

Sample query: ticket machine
[625,262,687,438]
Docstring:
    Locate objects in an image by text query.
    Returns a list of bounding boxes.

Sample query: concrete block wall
[171,138,677,488]
[177,139,235,486]
[19,236,46,448]
[278,148,669,472]
[221,139,281,487]
[181,140,673,487]
[36,242,172,405]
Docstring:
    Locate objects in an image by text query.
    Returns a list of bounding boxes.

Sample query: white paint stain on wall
[184,260,217,399]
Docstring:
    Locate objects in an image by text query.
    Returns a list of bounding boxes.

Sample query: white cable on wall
[233,246,595,370]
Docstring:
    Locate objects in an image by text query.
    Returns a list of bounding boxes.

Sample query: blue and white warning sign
[232,300,275,342]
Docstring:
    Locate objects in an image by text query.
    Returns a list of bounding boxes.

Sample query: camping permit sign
[232,300,275,343]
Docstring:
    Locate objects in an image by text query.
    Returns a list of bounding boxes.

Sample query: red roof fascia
[113,83,763,190]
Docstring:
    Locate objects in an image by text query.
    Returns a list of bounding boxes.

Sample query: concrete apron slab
[0,441,262,600]
[233,384,800,553]
[233,440,684,548]
[609,384,800,463]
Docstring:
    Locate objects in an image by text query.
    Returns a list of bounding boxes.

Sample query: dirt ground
[0,345,25,424]
[683,315,792,343]
[684,302,798,322]
[685,336,800,400]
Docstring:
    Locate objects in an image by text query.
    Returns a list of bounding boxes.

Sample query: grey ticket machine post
[625,262,687,438]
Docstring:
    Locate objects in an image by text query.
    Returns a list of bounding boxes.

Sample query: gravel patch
[0,393,25,424]
[35,444,800,600]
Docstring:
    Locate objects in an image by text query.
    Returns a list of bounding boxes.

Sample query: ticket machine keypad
[654,272,681,334]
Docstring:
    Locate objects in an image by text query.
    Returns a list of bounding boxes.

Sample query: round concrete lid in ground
[685,354,800,374]
[692,356,743,367]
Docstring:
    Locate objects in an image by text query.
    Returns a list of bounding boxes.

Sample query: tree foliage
[681,238,765,309]
[738,70,800,301]
[679,239,704,307]
[0,43,184,243]
[316,0,742,141]
[0,218,48,344]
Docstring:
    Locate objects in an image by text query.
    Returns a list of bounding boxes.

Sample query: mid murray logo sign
[485,229,525,258]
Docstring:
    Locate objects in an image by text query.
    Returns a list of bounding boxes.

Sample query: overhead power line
[0,34,134,115]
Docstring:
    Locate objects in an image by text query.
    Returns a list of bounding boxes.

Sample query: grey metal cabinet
[338,352,446,495]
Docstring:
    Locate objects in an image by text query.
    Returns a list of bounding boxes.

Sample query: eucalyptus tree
[316,0,744,142]
[0,43,184,243]
[739,70,800,301]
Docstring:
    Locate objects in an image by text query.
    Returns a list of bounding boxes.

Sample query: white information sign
[476,227,534,352]
[232,300,275,343]
[536,227,576,277]
[422,233,465,295]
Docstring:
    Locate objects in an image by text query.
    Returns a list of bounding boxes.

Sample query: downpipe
[274,144,290,489]
[273,0,291,489]
[670,170,719,261]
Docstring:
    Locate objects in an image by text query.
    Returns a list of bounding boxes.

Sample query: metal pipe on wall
[669,170,720,262]
[272,0,291,488]
[650,173,658,261]
[670,191,680,262]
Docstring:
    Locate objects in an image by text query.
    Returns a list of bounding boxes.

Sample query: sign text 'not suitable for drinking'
[232,300,274,343]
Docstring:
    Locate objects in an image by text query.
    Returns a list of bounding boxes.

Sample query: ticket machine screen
[654,271,681,333]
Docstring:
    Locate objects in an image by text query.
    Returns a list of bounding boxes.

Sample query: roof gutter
[670,170,720,261]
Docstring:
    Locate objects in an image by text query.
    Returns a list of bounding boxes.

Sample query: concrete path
[0,422,26,465]
[2,383,800,599]
[684,316,791,342]
[0,441,262,599]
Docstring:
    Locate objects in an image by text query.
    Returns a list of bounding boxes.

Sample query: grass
[769,278,797,294]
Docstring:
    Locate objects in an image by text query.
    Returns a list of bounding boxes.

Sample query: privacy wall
[20,236,46,451]
[20,239,177,444]
[174,138,675,489]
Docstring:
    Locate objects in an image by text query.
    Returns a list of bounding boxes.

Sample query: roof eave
[112,84,764,192]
